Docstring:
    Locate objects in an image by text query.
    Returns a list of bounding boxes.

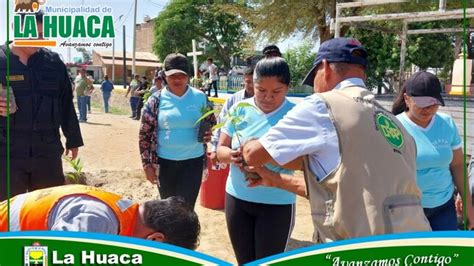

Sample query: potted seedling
[196,104,215,143]
[63,156,87,184]
[195,102,261,180]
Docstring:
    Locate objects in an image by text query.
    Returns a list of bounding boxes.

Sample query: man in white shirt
[207,58,219,97]
[242,38,430,242]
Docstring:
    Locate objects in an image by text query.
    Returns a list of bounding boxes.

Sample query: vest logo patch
[9,75,25,81]
[375,112,404,149]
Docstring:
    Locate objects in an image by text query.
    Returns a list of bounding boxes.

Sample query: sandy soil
[63,92,314,265]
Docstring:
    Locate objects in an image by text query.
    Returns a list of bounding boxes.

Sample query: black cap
[405,71,445,108]
[302,38,368,86]
[164,53,189,76]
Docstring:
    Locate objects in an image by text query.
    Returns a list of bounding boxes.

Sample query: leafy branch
[195,102,255,146]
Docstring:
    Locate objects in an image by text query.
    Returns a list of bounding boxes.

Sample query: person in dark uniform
[0,11,84,201]
[134,76,149,120]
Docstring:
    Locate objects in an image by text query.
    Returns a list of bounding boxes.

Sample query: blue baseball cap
[302,38,368,86]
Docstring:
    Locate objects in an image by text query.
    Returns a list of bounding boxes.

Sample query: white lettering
[52,251,74,264]
[109,254,119,264]
[81,250,95,264]
[79,251,142,265]
[132,254,143,264]
[96,253,107,264]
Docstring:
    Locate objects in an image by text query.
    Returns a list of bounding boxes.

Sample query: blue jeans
[130,97,140,117]
[423,197,457,231]
[102,91,111,113]
[77,95,87,122]
[85,95,91,111]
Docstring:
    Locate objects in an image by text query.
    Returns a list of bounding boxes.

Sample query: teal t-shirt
[397,112,462,208]
[222,98,296,205]
[157,86,207,160]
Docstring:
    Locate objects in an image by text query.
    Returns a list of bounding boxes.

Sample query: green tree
[283,41,316,88]
[153,0,247,70]
[406,21,455,70]
[76,48,92,63]
[225,0,436,44]
[347,26,400,93]
[349,19,458,93]
[227,0,337,43]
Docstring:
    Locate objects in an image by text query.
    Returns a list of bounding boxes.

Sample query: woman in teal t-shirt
[217,57,299,264]
[392,71,474,230]
[139,53,215,209]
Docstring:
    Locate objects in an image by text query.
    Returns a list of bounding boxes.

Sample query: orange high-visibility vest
[0,185,138,236]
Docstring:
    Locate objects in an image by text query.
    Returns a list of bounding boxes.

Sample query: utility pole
[67,38,71,63]
[123,25,127,88]
[132,0,138,75]
[112,15,124,83]
[112,38,115,82]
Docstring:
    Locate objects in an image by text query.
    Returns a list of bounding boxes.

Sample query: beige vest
[304,86,431,243]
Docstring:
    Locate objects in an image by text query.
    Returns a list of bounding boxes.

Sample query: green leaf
[212,122,226,131]
[194,109,218,125]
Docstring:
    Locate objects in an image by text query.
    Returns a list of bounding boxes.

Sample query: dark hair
[263,44,282,58]
[104,75,109,80]
[243,67,254,76]
[392,85,408,115]
[254,57,290,85]
[143,197,200,250]
[207,58,213,62]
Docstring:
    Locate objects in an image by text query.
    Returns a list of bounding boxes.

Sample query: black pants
[207,80,218,97]
[225,193,295,265]
[157,156,204,209]
[0,157,65,201]
[423,197,457,231]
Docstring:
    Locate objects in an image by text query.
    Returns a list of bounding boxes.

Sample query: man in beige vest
[242,38,431,243]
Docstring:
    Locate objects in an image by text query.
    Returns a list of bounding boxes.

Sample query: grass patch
[91,101,129,115]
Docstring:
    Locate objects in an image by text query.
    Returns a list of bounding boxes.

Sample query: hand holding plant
[195,104,217,143]
[197,102,261,180]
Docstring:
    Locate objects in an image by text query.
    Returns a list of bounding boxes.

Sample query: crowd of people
[0,11,473,263]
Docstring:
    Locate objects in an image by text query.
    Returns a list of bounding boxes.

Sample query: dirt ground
[63,91,314,265]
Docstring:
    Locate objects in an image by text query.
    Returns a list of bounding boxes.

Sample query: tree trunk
[318,25,332,42]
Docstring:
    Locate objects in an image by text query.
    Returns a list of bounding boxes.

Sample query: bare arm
[247,166,307,197]
[242,139,303,170]
[450,148,474,228]
[216,132,243,166]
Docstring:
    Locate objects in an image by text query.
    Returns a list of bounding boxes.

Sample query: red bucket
[200,154,229,209]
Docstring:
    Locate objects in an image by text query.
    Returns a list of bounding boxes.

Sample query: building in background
[136,16,155,53]
[92,50,161,85]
